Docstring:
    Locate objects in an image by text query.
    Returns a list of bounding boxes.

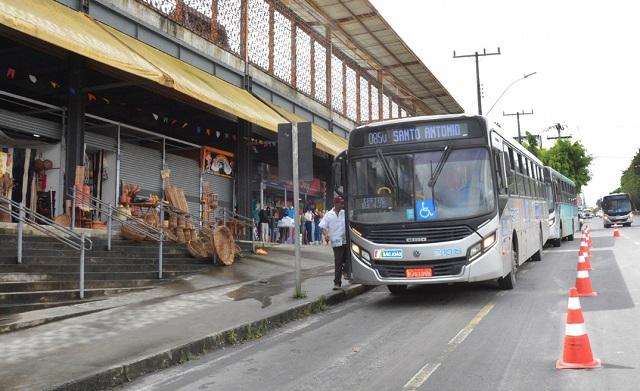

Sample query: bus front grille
[373,258,467,278]
[366,226,473,244]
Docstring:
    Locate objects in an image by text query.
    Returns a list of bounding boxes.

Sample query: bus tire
[552,237,561,247]
[531,232,543,262]
[498,245,517,290]
[387,284,407,294]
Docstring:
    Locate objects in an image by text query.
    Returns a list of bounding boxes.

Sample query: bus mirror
[332,161,342,189]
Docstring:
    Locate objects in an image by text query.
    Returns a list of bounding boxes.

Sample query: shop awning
[259,99,348,156]
[0,0,287,133]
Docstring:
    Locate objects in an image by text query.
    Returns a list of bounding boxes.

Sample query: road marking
[550,247,614,253]
[403,302,496,390]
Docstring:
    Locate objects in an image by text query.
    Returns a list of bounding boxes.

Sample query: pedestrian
[319,195,351,290]
[258,206,269,243]
[304,208,314,244]
[313,209,323,244]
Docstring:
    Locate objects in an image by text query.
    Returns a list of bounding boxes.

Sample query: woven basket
[144,213,159,227]
[184,228,192,243]
[213,226,235,265]
[203,236,216,258]
[162,227,177,242]
[121,222,146,241]
[169,215,178,228]
[187,240,208,259]
[175,227,186,243]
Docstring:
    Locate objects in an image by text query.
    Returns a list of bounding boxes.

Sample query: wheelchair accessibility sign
[416,200,436,221]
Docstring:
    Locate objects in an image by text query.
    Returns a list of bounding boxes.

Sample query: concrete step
[0,279,162,292]
[0,229,244,315]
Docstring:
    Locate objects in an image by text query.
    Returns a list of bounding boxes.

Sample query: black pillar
[65,54,86,198]
[236,119,252,218]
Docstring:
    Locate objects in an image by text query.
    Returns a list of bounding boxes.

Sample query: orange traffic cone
[613,223,620,237]
[579,241,592,270]
[576,255,597,296]
[556,287,601,369]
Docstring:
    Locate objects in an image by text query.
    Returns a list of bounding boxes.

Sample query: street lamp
[485,72,537,116]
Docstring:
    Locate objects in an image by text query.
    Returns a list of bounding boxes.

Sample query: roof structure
[282,0,464,116]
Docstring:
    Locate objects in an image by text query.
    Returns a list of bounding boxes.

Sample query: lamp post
[485,72,537,116]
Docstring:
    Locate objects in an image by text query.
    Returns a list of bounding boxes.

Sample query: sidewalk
[0,243,371,391]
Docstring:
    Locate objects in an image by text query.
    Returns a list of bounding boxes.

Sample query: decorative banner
[202,146,235,178]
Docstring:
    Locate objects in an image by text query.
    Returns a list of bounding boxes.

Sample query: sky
[368,0,640,206]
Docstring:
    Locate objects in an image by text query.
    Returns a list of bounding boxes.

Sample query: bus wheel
[387,285,408,294]
[552,237,561,247]
[498,247,517,290]
[531,234,543,262]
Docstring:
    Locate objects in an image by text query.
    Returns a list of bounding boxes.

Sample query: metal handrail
[69,187,166,278]
[0,194,92,299]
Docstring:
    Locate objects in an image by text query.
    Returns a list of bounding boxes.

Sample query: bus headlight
[468,231,497,262]
[548,217,555,227]
[351,242,372,266]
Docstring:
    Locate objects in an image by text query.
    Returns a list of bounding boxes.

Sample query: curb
[51,283,374,391]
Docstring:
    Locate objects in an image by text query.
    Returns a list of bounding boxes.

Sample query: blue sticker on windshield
[406,208,415,219]
[417,200,436,220]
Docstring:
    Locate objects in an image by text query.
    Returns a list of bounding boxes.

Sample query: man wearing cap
[319,195,351,290]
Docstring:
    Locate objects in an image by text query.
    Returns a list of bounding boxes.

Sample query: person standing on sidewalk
[319,195,351,290]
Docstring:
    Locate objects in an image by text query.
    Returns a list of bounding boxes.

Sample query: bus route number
[368,131,388,145]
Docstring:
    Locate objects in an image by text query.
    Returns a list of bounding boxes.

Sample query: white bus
[333,114,549,293]
[602,193,634,228]
[543,166,578,247]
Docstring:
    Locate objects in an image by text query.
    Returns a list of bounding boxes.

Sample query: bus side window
[494,149,507,194]
[505,148,517,195]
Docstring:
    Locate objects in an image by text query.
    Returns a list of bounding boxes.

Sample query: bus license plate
[406,268,432,278]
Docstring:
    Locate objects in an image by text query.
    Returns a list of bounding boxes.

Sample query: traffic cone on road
[613,223,620,237]
[576,255,597,297]
[556,288,601,369]
[579,241,592,270]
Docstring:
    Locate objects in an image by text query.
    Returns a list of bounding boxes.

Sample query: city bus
[543,166,578,247]
[601,193,634,228]
[332,114,549,293]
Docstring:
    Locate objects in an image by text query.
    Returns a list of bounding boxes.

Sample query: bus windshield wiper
[428,144,452,188]
[376,149,397,190]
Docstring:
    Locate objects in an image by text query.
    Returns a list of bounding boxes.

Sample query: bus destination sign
[362,122,471,147]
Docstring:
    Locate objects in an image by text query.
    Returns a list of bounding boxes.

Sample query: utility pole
[453,48,501,115]
[503,110,534,143]
[547,123,572,141]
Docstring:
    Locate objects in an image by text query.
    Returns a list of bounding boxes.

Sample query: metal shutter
[165,152,201,216]
[203,172,233,211]
[85,132,117,152]
[119,142,162,200]
[0,109,62,139]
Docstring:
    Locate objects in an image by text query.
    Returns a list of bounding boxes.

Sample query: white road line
[403,302,496,390]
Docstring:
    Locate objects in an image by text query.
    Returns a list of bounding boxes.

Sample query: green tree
[522,131,593,193]
[620,148,640,207]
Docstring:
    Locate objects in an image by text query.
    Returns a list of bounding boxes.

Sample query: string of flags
[4,66,277,149]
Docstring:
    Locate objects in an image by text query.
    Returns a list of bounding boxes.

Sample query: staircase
[0,230,217,315]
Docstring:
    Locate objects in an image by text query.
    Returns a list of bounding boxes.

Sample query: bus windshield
[347,147,496,223]
[603,196,632,214]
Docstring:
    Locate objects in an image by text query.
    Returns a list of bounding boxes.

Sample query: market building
[0,0,462,230]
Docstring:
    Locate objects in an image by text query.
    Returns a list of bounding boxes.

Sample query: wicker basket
[169,215,178,228]
[144,213,159,227]
[121,222,146,241]
[203,236,216,258]
[175,228,186,243]
[213,226,235,265]
[187,240,208,259]
[162,227,177,242]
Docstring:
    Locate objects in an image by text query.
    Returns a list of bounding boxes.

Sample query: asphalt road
[121,218,640,391]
